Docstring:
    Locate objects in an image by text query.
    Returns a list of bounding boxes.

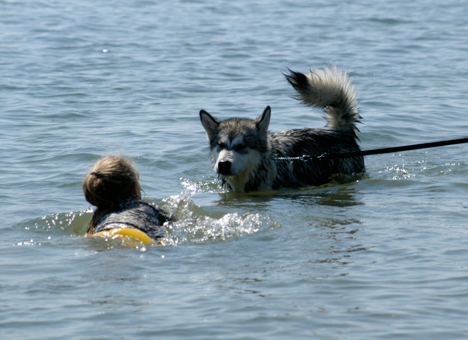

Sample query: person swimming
[83,155,175,241]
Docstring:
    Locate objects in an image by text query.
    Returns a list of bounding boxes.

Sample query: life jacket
[93,198,171,242]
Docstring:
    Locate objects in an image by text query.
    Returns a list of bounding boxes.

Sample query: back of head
[83,155,140,210]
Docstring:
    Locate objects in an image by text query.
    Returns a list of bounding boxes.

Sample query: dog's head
[199,106,271,180]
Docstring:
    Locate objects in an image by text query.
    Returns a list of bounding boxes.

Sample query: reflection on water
[24,210,92,235]
[211,178,365,208]
[315,186,363,208]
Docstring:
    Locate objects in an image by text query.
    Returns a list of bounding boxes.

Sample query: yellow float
[93,227,153,244]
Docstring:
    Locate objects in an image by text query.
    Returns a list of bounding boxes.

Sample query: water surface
[2,0,468,339]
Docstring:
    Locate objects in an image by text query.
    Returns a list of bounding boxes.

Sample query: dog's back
[273,66,364,188]
[271,128,363,188]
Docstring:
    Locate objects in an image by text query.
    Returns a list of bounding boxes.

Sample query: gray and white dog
[199,66,365,192]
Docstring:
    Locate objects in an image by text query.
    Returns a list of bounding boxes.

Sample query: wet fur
[200,66,365,192]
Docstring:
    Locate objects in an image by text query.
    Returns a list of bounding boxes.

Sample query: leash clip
[300,154,312,162]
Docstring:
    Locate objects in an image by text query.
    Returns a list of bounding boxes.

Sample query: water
[2,0,468,338]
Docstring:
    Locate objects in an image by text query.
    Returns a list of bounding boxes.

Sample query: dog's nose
[218,160,231,175]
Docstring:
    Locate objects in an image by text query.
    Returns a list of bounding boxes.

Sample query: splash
[166,212,274,245]
[161,180,278,245]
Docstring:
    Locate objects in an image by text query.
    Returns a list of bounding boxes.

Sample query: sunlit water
[2,0,468,339]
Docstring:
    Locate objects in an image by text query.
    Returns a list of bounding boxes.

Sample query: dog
[199,65,365,192]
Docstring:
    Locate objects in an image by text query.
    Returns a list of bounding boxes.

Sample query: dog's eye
[234,144,247,152]
[218,142,227,149]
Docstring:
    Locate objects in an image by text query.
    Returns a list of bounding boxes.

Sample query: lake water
[2,0,468,339]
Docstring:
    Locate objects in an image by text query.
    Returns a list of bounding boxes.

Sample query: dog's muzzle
[217,160,232,176]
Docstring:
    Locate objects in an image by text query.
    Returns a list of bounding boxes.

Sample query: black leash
[276,137,468,162]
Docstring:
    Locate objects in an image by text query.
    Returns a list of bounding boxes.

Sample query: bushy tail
[285,65,361,135]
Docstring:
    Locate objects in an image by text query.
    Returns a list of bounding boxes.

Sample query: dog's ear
[255,106,271,136]
[200,110,220,140]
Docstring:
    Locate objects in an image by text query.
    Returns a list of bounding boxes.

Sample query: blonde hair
[83,155,141,234]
